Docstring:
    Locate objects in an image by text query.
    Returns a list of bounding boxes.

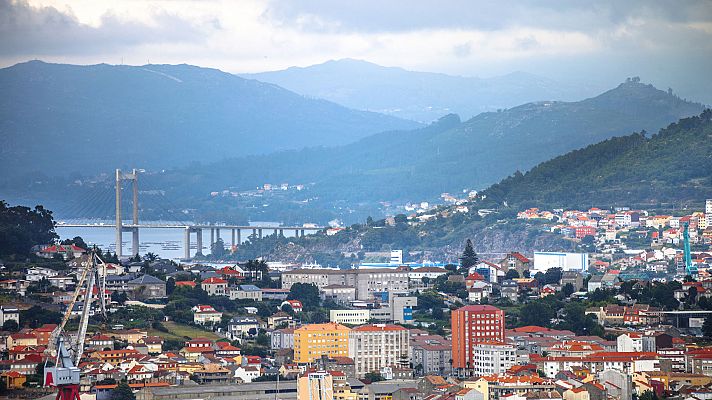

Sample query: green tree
[166,278,176,295]
[111,381,136,400]
[459,239,478,272]
[288,283,321,310]
[543,268,563,285]
[364,372,385,382]
[518,302,555,327]
[562,283,575,298]
[60,236,88,250]
[0,201,58,257]
[505,269,520,280]
[20,306,62,328]
[211,238,226,258]
[2,319,19,331]
[703,315,712,338]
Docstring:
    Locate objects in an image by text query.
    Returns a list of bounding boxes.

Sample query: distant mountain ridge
[242,58,600,122]
[0,60,419,176]
[155,79,706,206]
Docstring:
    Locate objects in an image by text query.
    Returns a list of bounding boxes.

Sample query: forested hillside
[481,109,712,209]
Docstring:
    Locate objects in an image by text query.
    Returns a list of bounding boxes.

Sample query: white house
[234,366,261,383]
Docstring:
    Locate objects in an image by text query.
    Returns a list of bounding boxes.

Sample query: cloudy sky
[2,0,712,102]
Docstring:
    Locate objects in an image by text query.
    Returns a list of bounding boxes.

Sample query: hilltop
[0,61,419,177]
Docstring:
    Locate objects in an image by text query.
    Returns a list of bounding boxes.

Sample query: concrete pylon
[115,169,122,258]
[184,228,190,260]
[196,229,203,256]
[115,168,140,259]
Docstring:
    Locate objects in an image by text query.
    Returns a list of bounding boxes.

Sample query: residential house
[192,305,223,325]
[202,277,228,297]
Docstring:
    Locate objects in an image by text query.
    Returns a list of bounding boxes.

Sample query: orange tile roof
[352,324,407,332]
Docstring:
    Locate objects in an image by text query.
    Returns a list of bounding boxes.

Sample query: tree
[111,291,128,305]
[110,381,136,400]
[0,201,58,257]
[505,269,520,280]
[703,315,712,338]
[459,239,478,272]
[211,238,226,258]
[364,372,385,382]
[288,283,321,310]
[144,252,158,262]
[61,236,88,250]
[20,306,62,328]
[2,319,19,331]
[519,302,555,327]
[421,276,430,286]
[562,283,575,298]
[543,268,563,285]
[166,278,176,295]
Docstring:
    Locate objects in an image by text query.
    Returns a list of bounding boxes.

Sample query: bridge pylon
[115,169,139,259]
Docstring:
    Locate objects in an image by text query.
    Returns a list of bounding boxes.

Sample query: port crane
[44,250,108,400]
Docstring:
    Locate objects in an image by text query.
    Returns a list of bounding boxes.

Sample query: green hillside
[482,109,712,210]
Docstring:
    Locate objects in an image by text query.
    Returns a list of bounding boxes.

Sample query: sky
[2,0,712,103]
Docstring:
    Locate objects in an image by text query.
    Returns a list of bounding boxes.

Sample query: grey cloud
[0,0,208,57]
[263,0,712,33]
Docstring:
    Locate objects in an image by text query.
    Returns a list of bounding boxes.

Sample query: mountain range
[243,59,599,122]
[153,79,706,208]
[0,61,418,177]
[233,110,712,262]
[0,61,707,225]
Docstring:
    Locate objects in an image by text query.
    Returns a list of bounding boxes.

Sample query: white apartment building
[330,309,370,325]
[348,324,410,378]
[471,341,516,376]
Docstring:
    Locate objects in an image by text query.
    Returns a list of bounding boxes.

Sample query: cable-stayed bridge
[58,169,324,260]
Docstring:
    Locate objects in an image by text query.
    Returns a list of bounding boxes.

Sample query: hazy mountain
[157,79,706,206]
[0,61,419,176]
[242,58,599,122]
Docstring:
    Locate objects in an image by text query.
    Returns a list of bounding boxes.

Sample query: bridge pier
[252,228,257,238]
[210,229,215,246]
[258,228,263,239]
[237,229,241,245]
[301,229,305,237]
[294,229,299,238]
[216,229,221,244]
[274,229,278,236]
[279,229,284,236]
[184,227,190,260]
[231,229,236,247]
[196,229,203,256]
[132,228,139,257]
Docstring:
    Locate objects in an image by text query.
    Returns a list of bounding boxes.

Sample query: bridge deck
[58,224,325,229]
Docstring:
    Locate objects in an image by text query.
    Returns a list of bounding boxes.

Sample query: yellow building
[294,323,350,363]
[1,371,27,390]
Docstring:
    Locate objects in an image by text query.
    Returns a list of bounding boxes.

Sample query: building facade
[294,323,350,363]
[451,305,506,373]
[348,324,410,378]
